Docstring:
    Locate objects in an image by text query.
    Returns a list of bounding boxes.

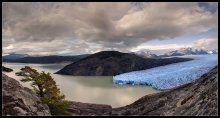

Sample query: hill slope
[56,51,192,76]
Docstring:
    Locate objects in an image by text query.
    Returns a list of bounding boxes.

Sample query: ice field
[113,54,218,90]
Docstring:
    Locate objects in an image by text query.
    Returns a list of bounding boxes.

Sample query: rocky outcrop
[2,66,13,72]
[2,73,51,116]
[68,66,218,116]
[67,101,112,115]
[56,51,192,76]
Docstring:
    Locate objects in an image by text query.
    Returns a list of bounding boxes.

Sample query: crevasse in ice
[113,54,218,90]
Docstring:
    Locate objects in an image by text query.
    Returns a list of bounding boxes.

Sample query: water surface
[3,62,159,108]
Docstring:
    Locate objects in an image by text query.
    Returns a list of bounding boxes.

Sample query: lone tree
[16,66,72,115]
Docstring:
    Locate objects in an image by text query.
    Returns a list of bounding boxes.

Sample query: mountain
[161,48,209,57]
[55,51,192,76]
[2,53,29,60]
[133,50,158,58]
[2,54,90,64]
[194,49,209,54]
[208,49,218,54]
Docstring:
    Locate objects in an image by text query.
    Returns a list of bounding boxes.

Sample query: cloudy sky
[2,2,218,56]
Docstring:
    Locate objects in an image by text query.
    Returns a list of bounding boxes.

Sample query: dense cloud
[2,2,218,55]
[193,32,218,50]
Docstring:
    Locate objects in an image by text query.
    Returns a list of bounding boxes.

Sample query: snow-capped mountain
[162,48,210,57]
[134,49,158,58]
[207,50,218,54]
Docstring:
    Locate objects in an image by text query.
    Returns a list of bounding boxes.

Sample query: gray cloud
[2,2,218,55]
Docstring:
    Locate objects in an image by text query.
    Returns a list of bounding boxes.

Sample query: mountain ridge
[2,54,90,64]
[55,51,193,76]
[160,48,217,57]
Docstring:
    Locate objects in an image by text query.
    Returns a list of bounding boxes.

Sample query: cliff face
[2,74,51,116]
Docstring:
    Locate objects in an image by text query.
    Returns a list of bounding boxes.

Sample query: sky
[2,2,218,56]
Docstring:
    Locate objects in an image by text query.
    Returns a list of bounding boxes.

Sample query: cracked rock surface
[2,73,51,116]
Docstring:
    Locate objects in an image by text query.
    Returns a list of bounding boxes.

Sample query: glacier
[113,54,218,90]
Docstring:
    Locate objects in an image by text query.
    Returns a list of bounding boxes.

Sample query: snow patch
[113,55,218,90]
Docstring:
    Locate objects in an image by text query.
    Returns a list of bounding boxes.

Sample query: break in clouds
[2,2,218,55]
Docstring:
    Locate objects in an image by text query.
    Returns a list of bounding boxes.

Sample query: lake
[2,62,159,108]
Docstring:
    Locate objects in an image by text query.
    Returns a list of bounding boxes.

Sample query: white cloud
[3,44,14,50]
[193,38,218,50]
[130,44,192,52]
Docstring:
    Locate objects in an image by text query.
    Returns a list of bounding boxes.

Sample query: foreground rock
[56,51,192,76]
[2,66,13,72]
[2,74,51,116]
[67,101,112,115]
[68,66,218,116]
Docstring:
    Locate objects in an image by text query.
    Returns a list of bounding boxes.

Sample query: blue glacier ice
[113,54,218,90]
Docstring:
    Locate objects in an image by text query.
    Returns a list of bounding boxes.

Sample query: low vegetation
[16,66,72,115]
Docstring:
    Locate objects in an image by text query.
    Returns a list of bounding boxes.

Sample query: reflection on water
[3,62,159,108]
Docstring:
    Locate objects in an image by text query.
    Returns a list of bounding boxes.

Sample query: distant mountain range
[207,50,218,54]
[133,50,158,58]
[2,48,217,64]
[2,53,29,60]
[55,51,192,76]
[160,48,218,57]
[134,48,218,58]
[2,54,90,64]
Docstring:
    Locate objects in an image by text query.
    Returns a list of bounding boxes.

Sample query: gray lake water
[2,62,159,108]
